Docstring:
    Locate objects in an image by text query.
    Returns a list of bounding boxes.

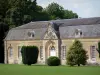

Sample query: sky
[37,0,100,18]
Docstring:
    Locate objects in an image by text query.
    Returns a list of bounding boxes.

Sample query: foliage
[0,0,9,19]
[47,56,60,66]
[21,46,39,65]
[1,1,78,28]
[0,22,9,63]
[45,2,78,20]
[66,40,88,66]
[5,0,38,27]
[97,42,100,58]
[63,10,78,19]
[45,2,64,19]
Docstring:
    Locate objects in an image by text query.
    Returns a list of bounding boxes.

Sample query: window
[18,46,22,58]
[75,29,82,37]
[50,46,56,56]
[9,47,13,58]
[61,46,66,60]
[90,46,96,60]
[40,46,43,60]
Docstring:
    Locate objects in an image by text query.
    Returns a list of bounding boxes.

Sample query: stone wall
[4,38,100,65]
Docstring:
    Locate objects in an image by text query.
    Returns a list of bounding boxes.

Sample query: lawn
[0,64,100,75]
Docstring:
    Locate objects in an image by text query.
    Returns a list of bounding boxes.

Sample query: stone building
[4,17,100,65]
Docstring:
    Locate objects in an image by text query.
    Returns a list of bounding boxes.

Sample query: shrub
[66,40,88,66]
[21,46,39,65]
[47,56,60,66]
[97,42,100,58]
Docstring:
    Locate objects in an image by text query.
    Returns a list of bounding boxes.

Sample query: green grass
[0,64,100,75]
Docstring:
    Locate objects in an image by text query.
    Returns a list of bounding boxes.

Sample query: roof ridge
[12,17,100,30]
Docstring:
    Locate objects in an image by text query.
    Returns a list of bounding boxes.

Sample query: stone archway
[45,40,56,59]
[49,46,56,56]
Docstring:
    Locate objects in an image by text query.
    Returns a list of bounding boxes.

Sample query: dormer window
[75,29,82,37]
[28,31,35,38]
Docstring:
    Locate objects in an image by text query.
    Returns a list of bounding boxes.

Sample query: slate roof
[53,17,100,26]
[5,17,100,40]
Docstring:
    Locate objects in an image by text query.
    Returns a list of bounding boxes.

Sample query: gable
[44,23,58,39]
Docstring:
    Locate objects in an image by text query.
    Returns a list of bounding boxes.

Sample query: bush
[66,40,88,66]
[97,42,100,58]
[47,56,60,66]
[21,46,39,65]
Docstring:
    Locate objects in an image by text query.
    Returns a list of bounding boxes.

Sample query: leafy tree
[0,22,9,63]
[5,0,37,27]
[97,42,100,58]
[34,10,50,21]
[21,46,39,65]
[0,0,9,19]
[45,2,78,20]
[66,40,88,66]
[0,0,10,63]
[45,2,64,19]
[5,7,23,27]
[63,10,78,19]
[5,0,50,27]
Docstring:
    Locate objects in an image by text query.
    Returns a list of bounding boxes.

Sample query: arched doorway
[45,40,56,59]
[49,46,56,56]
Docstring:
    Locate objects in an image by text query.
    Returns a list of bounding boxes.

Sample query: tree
[97,42,100,58]
[5,7,23,27]
[0,0,9,19]
[5,0,38,27]
[45,2,78,20]
[66,40,88,66]
[5,0,50,27]
[0,22,9,63]
[21,46,39,65]
[34,10,50,21]
[45,2,64,19]
[63,10,78,19]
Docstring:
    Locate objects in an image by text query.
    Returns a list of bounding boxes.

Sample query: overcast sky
[37,0,100,18]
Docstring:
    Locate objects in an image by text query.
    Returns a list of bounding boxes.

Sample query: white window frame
[40,46,43,60]
[9,47,13,58]
[90,46,96,61]
[61,46,66,60]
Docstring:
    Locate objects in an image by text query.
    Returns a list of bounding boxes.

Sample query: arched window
[50,46,56,56]
[18,46,22,58]
[40,46,43,60]
[9,47,13,58]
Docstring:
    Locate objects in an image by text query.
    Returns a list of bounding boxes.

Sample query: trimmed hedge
[21,46,39,65]
[47,56,60,66]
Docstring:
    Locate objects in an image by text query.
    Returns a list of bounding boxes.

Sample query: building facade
[4,17,100,65]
